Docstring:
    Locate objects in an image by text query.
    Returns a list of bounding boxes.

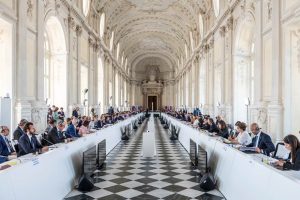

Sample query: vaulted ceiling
[95,0,208,80]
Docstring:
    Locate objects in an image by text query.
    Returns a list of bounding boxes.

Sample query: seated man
[18,122,48,156]
[247,123,275,156]
[207,118,219,133]
[66,117,81,138]
[0,126,17,161]
[13,119,28,141]
[47,120,66,144]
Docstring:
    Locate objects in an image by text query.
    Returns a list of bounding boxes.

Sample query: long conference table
[162,113,300,200]
[0,113,142,200]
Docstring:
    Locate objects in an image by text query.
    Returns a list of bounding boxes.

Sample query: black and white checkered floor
[65,118,226,200]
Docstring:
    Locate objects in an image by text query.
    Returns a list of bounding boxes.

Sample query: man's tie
[58,131,62,139]
[5,137,14,153]
[30,138,35,150]
[253,136,258,147]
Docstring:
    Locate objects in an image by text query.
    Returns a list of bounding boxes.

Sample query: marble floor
[65,118,226,200]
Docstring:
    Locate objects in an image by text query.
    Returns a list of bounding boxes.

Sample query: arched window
[98,56,104,112]
[213,0,220,17]
[116,43,120,61]
[185,43,188,59]
[82,0,90,17]
[44,32,50,100]
[110,31,114,51]
[80,64,88,109]
[0,17,13,130]
[115,73,119,107]
[185,73,189,105]
[99,12,105,38]
[199,59,206,106]
[44,16,67,109]
[199,14,204,39]
[233,14,255,124]
[190,31,194,51]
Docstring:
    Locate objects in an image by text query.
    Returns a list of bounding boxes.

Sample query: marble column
[267,0,283,141]
[224,17,234,123]
[31,0,48,132]
[15,0,32,124]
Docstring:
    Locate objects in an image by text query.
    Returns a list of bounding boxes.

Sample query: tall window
[82,0,90,17]
[110,31,114,51]
[44,16,67,109]
[199,14,204,39]
[190,31,194,51]
[199,59,206,106]
[44,32,50,100]
[115,73,119,106]
[99,13,105,38]
[185,43,188,59]
[98,57,104,108]
[0,18,13,98]
[80,65,88,105]
[250,42,255,103]
[213,0,220,17]
[116,43,120,61]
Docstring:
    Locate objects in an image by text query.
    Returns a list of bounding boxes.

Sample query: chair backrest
[273,142,289,159]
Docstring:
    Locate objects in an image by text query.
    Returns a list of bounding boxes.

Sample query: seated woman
[276,135,300,170]
[79,120,90,136]
[217,120,229,139]
[228,122,251,146]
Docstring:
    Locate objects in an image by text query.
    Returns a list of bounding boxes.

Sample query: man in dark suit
[47,120,64,144]
[13,119,28,141]
[18,122,48,156]
[0,126,16,158]
[247,123,275,156]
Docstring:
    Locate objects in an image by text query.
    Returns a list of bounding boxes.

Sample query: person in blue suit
[0,126,16,158]
[66,117,81,137]
[247,123,275,156]
[18,122,48,156]
[0,155,8,164]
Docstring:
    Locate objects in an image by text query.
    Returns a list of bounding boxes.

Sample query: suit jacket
[18,134,43,156]
[284,148,300,171]
[13,127,25,141]
[72,110,78,118]
[208,123,219,133]
[0,155,8,164]
[66,124,80,138]
[247,132,275,156]
[0,136,13,156]
[217,127,229,139]
[47,127,63,144]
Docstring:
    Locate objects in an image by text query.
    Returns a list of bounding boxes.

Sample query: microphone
[41,134,59,148]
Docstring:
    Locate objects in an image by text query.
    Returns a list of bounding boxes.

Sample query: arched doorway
[233,13,255,124]
[44,16,67,110]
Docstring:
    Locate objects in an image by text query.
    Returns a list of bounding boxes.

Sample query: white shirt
[27,133,32,142]
[237,131,252,146]
[193,119,199,126]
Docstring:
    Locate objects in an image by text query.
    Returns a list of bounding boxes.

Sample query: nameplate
[31,158,39,166]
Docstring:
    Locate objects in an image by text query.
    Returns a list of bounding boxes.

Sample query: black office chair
[272,142,285,158]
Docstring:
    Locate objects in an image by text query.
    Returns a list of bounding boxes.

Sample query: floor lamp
[245,97,250,127]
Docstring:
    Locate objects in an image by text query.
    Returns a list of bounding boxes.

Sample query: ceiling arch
[94,0,207,80]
